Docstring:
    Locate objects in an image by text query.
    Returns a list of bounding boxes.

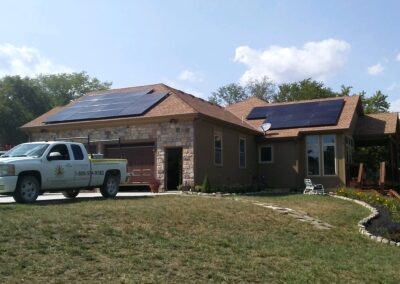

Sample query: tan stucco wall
[259,133,347,190]
[193,118,258,187]
[29,119,195,191]
[258,140,300,189]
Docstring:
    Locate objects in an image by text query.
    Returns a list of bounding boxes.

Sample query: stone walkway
[234,198,334,230]
[183,192,334,230]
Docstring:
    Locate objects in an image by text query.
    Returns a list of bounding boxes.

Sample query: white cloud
[396,53,400,62]
[233,39,351,84]
[367,63,384,75]
[178,69,204,82]
[0,43,72,78]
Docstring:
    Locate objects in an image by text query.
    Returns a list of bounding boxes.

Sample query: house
[21,83,400,191]
[21,84,260,191]
[227,96,399,189]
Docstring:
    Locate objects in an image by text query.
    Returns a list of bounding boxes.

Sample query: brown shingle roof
[227,96,362,139]
[354,112,399,136]
[22,83,259,133]
[226,97,269,121]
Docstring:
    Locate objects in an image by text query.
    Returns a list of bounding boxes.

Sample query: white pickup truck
[0,141,127,203]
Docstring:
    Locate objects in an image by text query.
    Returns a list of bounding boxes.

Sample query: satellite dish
[260,122,271,134]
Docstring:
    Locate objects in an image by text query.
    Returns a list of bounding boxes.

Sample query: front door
[42,144,75,189]
[165,148,183,190]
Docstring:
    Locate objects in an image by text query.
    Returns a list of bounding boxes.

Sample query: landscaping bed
[368,206,400,242]
[336,187,400,242]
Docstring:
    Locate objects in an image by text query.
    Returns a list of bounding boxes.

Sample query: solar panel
[247,99,344,130]
[45,89,169,123]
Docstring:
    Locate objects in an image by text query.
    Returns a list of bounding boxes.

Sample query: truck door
[42,144,75,189]
[70,144,90,187]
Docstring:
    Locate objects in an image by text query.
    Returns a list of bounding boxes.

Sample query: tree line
[0,73,392,146]
[0,72,111,145]
[208,77,390,114]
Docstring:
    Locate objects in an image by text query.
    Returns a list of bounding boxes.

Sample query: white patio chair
[303,179,325,195]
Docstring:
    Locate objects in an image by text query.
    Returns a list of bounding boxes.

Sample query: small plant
[194,185,203,192]
[336,187,400,221]
[177,183,192,191]
[201,175,211,193]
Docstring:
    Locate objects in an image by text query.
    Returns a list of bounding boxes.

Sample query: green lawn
[0,194,399,283]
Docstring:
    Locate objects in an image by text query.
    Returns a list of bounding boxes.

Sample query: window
[239,138,246,168]
[306,135,336,176]
[259,145,273,163]
[345,136,354,164]
[48,144,70,160]
[306,136,320,175]
[71,144,84,160]
[322,135,336,175]
[214,131,223,165]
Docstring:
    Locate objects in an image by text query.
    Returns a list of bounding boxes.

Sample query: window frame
[48,144,71,161]
[321,135,337,176]
[214,131,223,166]
[71,144,84,160]
[239,137,246,168]
[306,135,321,176]
[259,144,273,164]
[305,134,337,177]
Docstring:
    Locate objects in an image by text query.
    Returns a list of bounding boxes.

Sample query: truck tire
[100,174,119,198]
[62,189,80,198]
[13,175,40,204]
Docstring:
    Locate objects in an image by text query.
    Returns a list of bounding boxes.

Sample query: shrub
[202,175,211,193]
[177,184,192,191]
[194,185,203,192]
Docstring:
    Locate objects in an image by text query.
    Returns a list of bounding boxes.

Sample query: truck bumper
[0,176,18,193]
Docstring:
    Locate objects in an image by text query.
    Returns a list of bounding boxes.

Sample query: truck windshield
[2,143,49,158]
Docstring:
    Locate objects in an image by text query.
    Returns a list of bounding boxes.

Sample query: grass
[0,194,399,283]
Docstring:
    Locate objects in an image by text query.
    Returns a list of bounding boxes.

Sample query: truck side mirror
[47,152,62,161]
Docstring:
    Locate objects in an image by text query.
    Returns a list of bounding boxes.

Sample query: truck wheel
[13,175,40,204]
[62,189,80,198]
[100,174,119,198]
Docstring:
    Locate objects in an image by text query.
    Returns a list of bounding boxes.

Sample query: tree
[208,83,247,105]
[34,72,112,107]
[360,90,390,114]
[0,72,112,145]
[0,76,49,144]
[245,77,275,102]
[272,78,340,102]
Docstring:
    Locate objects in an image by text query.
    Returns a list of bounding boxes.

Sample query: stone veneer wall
[30,120,194,191]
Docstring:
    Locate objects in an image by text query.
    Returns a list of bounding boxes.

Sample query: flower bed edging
[330,193,400,247]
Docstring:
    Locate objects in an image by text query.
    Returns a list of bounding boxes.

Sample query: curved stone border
[330,194,400,246]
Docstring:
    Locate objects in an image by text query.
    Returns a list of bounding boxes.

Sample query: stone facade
[31,120,195,191]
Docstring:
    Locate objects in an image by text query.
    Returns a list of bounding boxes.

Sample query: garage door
[104,143,155,185]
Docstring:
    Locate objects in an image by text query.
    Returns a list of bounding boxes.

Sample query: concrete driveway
[0,191,180,204]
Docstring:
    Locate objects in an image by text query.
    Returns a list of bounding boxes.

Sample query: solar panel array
[45,88,169,124]
[246,99,344,130]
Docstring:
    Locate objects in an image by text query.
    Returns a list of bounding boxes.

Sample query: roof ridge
[86,83,167,95]
[264,95,360,106]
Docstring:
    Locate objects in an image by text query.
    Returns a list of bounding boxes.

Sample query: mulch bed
[368,206,400,242]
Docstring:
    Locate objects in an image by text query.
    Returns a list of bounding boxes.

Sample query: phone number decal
[74,170,105,176]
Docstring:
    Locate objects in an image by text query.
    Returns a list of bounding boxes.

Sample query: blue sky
[1,0,400,110]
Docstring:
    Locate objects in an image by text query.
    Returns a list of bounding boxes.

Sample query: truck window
[48,144,70,160]
[71,144,84,160]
